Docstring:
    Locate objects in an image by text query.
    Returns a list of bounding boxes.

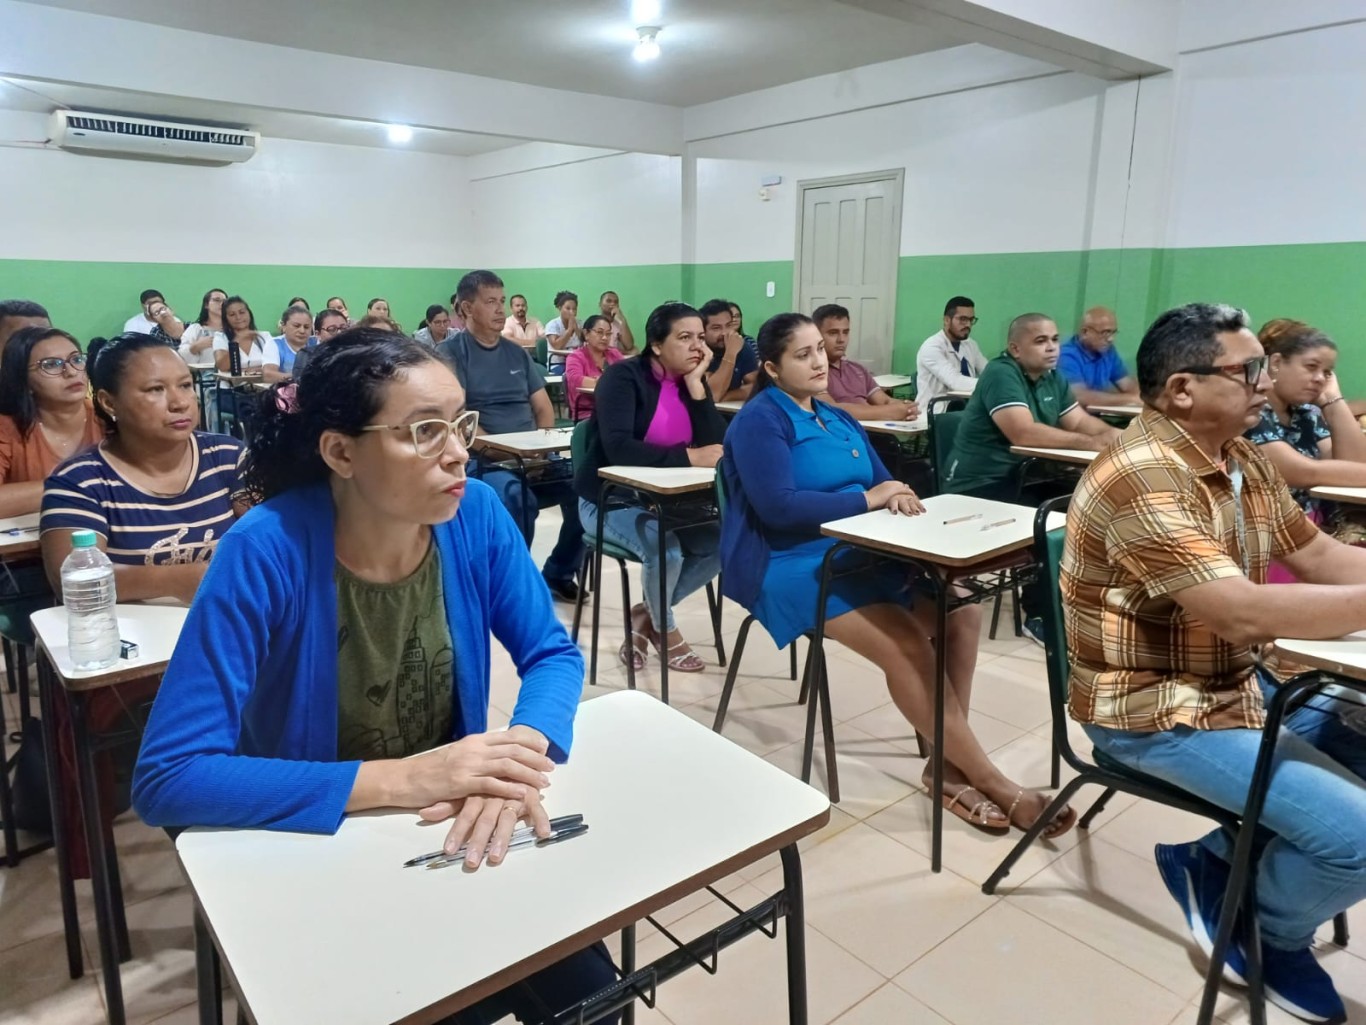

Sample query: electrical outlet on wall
[765,281,775,298]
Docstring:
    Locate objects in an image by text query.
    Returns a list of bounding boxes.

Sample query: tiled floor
[1,510,1362,1024]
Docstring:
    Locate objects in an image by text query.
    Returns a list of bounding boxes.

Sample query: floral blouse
[1245,402,1330,509]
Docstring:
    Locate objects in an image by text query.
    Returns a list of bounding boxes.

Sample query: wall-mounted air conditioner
[49,110,259,165]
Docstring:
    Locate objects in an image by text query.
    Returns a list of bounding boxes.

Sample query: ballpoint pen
[404,814,585,867]
[979,518,1015,531]
[943,513,982,525]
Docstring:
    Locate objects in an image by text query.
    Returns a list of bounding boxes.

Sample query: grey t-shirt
[437,329,544,435]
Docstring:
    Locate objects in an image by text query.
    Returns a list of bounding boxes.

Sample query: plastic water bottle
[61,529,119,671]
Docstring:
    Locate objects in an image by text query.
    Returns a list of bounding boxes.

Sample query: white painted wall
[468,151,682,269]
[0,109,475,267]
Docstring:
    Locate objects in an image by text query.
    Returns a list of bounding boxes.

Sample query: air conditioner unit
[49,110,259,165]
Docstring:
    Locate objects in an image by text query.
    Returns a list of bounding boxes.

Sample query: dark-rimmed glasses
[360,410,479,458]
[1175,355,1268,387]
[29,354,88,376]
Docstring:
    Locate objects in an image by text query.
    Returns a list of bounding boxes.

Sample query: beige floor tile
[762,723,922,822]
[641,904,882,1025]
[894,901,1187,1025]
[962,654,1053,732]
[728,804,861,885]
[141,994,236,1025]
[0,932,108,1025]
[0,847,93,956]
[1085,796,1222,863]
[831,981,951,1025]
[750,823,998,978]
[685,680,816,757]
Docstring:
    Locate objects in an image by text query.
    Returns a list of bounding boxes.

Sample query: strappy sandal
[663,640,706,673]
[618,630,649,671]
[940,786,1009,833]
[1005,788,1077,839]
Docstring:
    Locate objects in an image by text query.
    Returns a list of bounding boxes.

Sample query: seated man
[502,294,544,347]
[812,303,919,422]
[729,301,758,362]
[700,298,758,403]
[1064,302,1366,1025]
[0,299,50,355]
[1058,305,1139,406]
[437,270,583,601]
[124,288,185,342]
[916,295,988,408]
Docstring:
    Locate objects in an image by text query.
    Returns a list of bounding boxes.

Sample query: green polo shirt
[943,354,1077,494]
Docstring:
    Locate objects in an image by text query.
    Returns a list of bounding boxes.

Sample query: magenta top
[643,365,693,448]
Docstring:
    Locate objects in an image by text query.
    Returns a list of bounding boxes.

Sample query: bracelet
[1323,397,1344,409]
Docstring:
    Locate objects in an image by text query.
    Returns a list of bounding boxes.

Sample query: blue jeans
[1083,670,1366,950]
[449,941,619,1024]
[479,463,583,583]
[578,499,721,634]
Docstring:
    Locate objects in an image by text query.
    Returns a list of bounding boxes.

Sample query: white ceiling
[13,0,963,108]
[0,76,522,157]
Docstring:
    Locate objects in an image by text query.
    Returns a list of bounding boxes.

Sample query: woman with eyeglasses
[563,314,624,420]
[413,304,455,347]
[177,288,228,369]
[131,331,613,1023]
[0,327,102,517]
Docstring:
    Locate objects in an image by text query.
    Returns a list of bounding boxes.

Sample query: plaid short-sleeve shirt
[1061,408,1319,732]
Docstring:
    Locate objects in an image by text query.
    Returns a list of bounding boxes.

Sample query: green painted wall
[6,241,1364,390]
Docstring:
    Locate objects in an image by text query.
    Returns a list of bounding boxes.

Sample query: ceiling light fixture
[633,26,661,62]
[387,124,413,144]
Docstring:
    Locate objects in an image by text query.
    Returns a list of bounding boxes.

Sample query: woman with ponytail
[131,330,614,1021]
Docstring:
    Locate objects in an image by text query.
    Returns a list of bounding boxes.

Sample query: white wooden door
[794,170,903,374]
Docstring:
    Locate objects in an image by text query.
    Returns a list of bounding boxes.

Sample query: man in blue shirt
[1057,306,1139,407]
[700,298,758,402]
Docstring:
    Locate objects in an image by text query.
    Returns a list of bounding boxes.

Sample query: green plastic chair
[534,336,549,368]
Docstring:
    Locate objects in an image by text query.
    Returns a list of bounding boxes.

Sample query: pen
[404,814,584,867]
[943,513,981,525]
[979,518,1015,531]
[419,822,590,870]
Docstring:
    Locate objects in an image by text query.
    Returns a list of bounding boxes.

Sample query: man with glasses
[916,295,988,408]
[1058,306,1139,407]
[437,270,583,602]
[1063,303,1366,1024]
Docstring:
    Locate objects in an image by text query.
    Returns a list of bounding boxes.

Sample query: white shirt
[213,331,272,368]
[544,317,580,367]
[915,330,988,408]
[124,313,157,335]
[178,324,224,368]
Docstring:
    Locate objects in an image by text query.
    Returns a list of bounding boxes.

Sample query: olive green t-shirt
[335,544,455,761]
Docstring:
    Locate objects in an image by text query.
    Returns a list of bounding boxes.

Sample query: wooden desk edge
[819,525,1035,569]
[35,635,170,693]
[1270,642,1366,681]
[597,470,715,496]
[187,804,831,1025]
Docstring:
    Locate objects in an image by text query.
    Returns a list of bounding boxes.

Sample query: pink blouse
[564,347,625,420]
[643,365,693,447]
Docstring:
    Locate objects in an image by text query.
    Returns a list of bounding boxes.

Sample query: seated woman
[722,313,1073,834]
[214,296,272,374]
[365,296,402,334]
[132,331,615,1023]
[563,314,624,421]
[177,288,227,369]
[574,302,724,673]
[0,327,102,518]
[414,304,456,347]
[1248,318,1366,547]
[262,305,316,383]
[545,290,579,373]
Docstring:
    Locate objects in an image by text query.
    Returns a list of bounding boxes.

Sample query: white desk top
[178,690,830,1025]
[544,375,564,386]
[478,427,574,455]
[821,494,1041,568]
[1009,445,1097,466]
[873,373,914,390]
[598,465,716,495]
[31,603,188,692]
[1309,485,1366,506]
[1087,404,1142,418]
[863,416,928,437]
[1273,635,1366,706]
[716,399,745,415]
[0,512,41,558]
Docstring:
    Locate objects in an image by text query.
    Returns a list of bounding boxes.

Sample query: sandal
[663,640,706,673]
[940,785,1009,833]
[1005,788,1077,839]
[618,630,649,671]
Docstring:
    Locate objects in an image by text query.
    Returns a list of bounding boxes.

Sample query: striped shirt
[41,432,245,566]
[1061,408,1318,732]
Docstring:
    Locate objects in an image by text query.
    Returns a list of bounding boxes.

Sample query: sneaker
[543,576,581,603]
[1154,842,1248,986]
[1262,945,1346,1024]
[1022,616,1046,648]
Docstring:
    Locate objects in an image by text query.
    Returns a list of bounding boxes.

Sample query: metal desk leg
[69,689,127,1025]
[803,544,845,803]
[37,657,83,978]
[779,844,809,1025]
[590,488,610,688]
[194,906,225,1025]
[0,690,17,867]
[656,500,670,706]
[619,922,636,1025]
[930,572,948,874]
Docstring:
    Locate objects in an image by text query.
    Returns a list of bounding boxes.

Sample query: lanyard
[1229,460,1264,668]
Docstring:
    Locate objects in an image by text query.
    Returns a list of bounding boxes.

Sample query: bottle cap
[71,529,98,549]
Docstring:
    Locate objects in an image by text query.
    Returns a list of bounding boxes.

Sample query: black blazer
[573,356,727,503]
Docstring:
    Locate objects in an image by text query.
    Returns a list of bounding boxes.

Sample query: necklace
[38,417,82,457]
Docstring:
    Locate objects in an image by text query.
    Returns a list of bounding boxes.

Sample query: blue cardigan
[720,387,891,609]
[131,480,585,835]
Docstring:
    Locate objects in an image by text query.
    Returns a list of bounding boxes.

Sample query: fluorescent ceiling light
[633,26,661,62]
[387,124,413,144]
[631,0,661,23]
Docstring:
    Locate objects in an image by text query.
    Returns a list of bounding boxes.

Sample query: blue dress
[747,395,913,648]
